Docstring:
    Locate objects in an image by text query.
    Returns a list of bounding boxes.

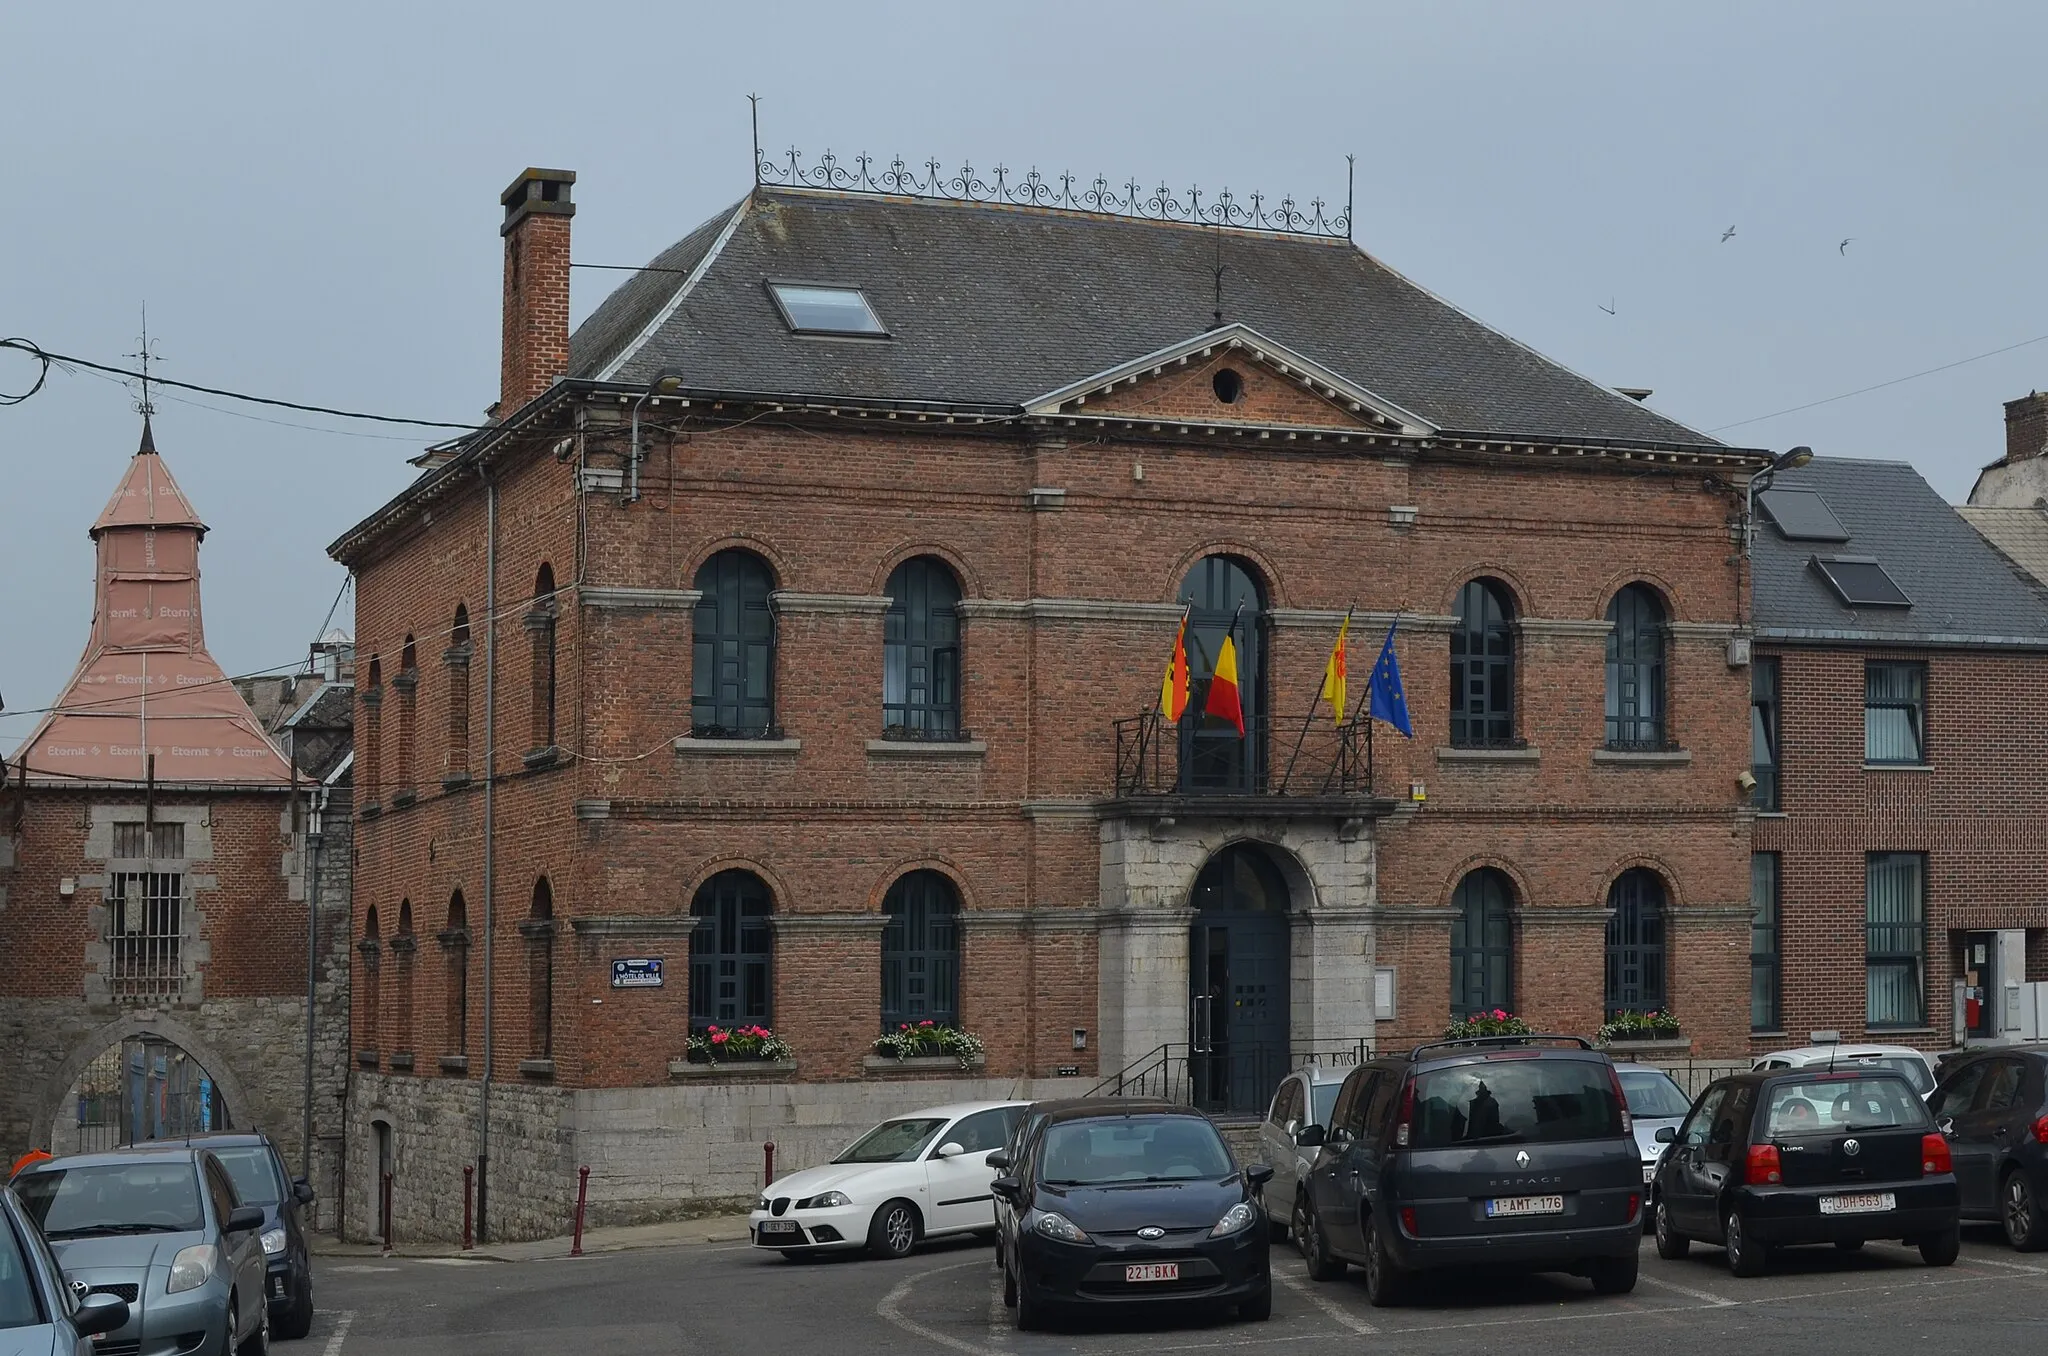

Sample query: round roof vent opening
[1212,368,1245,405]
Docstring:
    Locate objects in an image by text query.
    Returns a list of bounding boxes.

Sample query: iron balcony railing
[1112,710,1375,800]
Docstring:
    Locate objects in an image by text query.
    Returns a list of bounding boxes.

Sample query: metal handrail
[1111,710,1375,799]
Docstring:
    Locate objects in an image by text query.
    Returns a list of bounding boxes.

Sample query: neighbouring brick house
[1750,454,2048,1053]
[330,162,1776,1242]
[0,422,353,1226]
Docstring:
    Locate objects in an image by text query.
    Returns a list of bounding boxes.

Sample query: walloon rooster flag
[1319,612,1351,724]
[8,418,294,786]
[1158,605,1190,721]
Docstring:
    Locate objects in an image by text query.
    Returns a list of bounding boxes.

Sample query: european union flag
[1367,620,1412,738]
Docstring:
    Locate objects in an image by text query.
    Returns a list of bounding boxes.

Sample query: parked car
[1616,1064,1695,1229]
[1927,1048,2048,1250]
[749,1101,1027,1259]
[1296,1035,1642,1306]
[0,1183,130,1353]
[1650,1067,1959,1276]
[1256,1065,1347,1240]
[14,1146,271,1355]
[1753,1044,1937,1098]
[174,1135,316,1339]
[990,1098,1272,1330]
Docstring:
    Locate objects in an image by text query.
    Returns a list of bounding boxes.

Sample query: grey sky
[5,1,2046,730]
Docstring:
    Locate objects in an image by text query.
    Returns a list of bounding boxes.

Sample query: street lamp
[627,369,687,503]
[1744,445,1813,555]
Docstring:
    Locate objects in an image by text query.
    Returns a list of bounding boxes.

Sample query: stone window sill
[1864,763,1933,772]
[1755,811,1789,819]
[523,747,564,771]
[862,1054,987,1074]
[1592,748,1692,767]
[1867,1026,1937,1036]
[1435,746,1539,764]
[668,1058,798,1079]
[441,772,473,792]
[355,1050,379,1069]
[388,1053,415,1072]
[391,790,417,810]
[673,737,802,756]
[1748,1031,1789,1039]
[518,1058,555,1079]
[439,1054,469,1074]
[865,739,987,758]
[359,804,383,821]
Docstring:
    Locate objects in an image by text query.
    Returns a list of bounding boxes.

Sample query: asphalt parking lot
[303,1223,2048,1355]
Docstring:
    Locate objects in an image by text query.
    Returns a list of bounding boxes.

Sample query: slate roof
[567,187,1716,446]
[1958,505,2048,590]
[1753,458,2048,648]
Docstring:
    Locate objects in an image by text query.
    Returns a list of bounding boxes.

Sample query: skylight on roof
[1759,489,1850,542]
[1812,555,1911,609]
[768,283,887,336]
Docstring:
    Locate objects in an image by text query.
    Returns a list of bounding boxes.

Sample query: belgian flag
[1204,633,1246,737]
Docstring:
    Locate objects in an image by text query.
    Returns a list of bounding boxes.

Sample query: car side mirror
[933,1142,967,1159]
[990,1175,1021,1203]
[1283,1119,1299,1138]
[292,1177,316,1206]
[73,1292,128,1338]
[1654,1126,1676,1144]
[985,1149,1011,1172]
[1294,1124,1326,1148]
[1244,1164,1274,1188]
[226,1205,265,1234]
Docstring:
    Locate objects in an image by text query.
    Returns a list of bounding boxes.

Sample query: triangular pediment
[1024,324,1435,436]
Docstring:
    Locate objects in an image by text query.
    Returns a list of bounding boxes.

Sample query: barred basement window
[881,871,960,1030]
[1866,853,1926,1028]
[1751,853,1781,1031]
[883,557,962,738]
[1449,579,1516,748]
[1450,867,1514,1017]
[692,550,777,738]
[1604,583,1668,749]
[106,867,183,999]
[690,870,773,1027]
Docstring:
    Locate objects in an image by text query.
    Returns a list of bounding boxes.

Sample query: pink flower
[1493,1009,1507,1021]
[711,1031,729,1044]
[707,1024,720,1033]
[920,1020,934,1028]
[900,1023,911,1031]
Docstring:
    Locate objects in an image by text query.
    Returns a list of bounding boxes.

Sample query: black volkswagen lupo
[1649,1068,1959,1276]
[990,1099,1272,1330]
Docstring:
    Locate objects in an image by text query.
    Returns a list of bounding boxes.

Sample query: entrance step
[1211,1115,1265,1166]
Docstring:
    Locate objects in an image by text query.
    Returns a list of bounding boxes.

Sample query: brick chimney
[2005,391,2048,464]
[499,168,576,414]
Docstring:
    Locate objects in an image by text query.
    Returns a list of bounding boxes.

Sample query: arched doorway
[51,1036,232,1154]
[1188,843,1292,1113]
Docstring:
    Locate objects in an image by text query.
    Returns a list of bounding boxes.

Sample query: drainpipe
[302,782,325,1184]
[477,469,498,1244]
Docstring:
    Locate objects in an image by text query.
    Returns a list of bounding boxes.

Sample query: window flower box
[1598,1009,1683,1044]
[669,1058,798,1079]
[863,1053,987,1075]
[871,1023,986,1068]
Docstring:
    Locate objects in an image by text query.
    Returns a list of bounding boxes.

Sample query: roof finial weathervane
[124,304,163,421]
[1212,223,1225,329]
[749,93,762,183]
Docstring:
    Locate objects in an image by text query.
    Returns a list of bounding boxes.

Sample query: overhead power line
[1710,332,2048,433]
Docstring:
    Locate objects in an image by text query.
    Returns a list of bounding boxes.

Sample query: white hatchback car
[1751,1044,1938,1098]
[749,1100,1028,1259]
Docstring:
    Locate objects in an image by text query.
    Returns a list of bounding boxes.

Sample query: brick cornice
[1516,618,1612,639]
[1516,906,1614,928]
[959,908,1105,934]
[770,911,890,936]
[770,591,892,616]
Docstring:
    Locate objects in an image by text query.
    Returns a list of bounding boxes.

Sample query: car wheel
[1835,1239,1865,1253]
[1360,1213,1405,1308]
[1919,1224,1961,1267]
[868,1199,920,1259]
[1013,1270,1046,1332]
[1654,1197,1690,1260]
[1001,1250,1018,1309]
[241,1296,270,1356]
[1301,1203,1345,1281]
[1725,1208,1768,1278]
[274,1272,315,1340]
[1238,1282,1272,1321]
[2004,1169,2046,1252]
[1588,1249,1638,1296]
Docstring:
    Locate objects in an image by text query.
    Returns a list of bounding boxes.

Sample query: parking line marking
[1955,1254,2048,1274]
[878,1258,1002,1356]
[1635,1272,1738,1306]
[1275,1270,1379,1334]
[320,1309,354,1356]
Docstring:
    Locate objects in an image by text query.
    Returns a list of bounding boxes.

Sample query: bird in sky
[1597,298,1616,315]
[1721,225,1737,242]
[1839,238,1853,255]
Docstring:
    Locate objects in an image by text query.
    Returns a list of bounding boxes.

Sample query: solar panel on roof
[1759,489,1850,542]
[1812,556,1911,609]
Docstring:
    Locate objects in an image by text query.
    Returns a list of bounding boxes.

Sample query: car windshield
[1040,1116,1234,1185]
[1828,1056,1932,1096]
[0,1215,44,1330]
[16,1161,205,1237]
[1619,1068,1692,1118]
[1309,1081,1342,1127]
[834,1118,948,1164]
[1765,1077,1930,1137]
[210,1148,282,1207]
[1410,1059,1625,1149]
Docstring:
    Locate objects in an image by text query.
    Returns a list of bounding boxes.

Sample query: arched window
[357,905,381,1059]
[1450,579,1515,748]
[1605,584,1668,749]
[393,900,417,1060]
[360,657,383,809]
[394,636,419,800]
[445,606,472,781]
[881,871,960,1029]
[1177,555,1267,792]
[1605,868,1667,1016]
[527,565,559,752]
[1450,868,1515,1017]
[689,870,773,1026]
[693,551,776,737]
[440,892,469,1061]
[524,878,556,1060]
[883,558,962,738]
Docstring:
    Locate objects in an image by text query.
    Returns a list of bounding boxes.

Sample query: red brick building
[0,422,352,1221]
[1750,452,2048,1053]
[330,163,1774,1240]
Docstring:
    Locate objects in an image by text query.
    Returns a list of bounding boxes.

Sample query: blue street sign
[611,958,664,989]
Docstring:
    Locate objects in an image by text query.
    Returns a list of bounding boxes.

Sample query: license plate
[1819,1192,1895,1215]
[758,1219,800,1235]
[1485,1194,1565,1218]
[1125,1262,1180,1283]
[1642,1165,1657,1185]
